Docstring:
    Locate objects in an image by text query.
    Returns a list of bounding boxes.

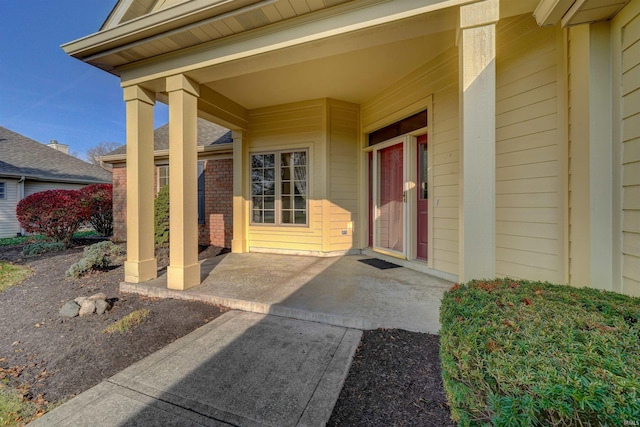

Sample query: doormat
[358,258,402,270]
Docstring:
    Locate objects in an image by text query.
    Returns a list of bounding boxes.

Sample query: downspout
[16,176,25,236]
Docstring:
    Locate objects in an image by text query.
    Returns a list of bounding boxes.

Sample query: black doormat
[358,258,402,270]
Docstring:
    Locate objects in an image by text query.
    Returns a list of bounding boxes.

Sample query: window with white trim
[251,150,308,225]
[158,165,169,191]
[0,182,5,200]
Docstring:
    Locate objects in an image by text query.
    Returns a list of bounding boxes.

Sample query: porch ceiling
[202,30,455,109]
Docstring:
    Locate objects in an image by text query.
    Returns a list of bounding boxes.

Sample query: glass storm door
[376,142,404,254]
[417,134,428,261]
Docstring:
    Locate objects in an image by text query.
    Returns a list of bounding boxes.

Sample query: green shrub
[66,241,124,278]
[154,184,170,246]
[440,279,640,426]
[22,241,65,256]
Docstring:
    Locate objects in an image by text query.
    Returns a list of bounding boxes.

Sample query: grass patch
[0,385,36,427]
[0,231,97,247]
[104,309,151,334]
[0,235,46,247]
[440,279,640,426]
[0,262,32,293]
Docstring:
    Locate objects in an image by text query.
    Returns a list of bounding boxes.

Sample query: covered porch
[121,251,453,334]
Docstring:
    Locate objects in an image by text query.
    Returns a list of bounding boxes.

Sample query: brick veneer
[111,159,233,248]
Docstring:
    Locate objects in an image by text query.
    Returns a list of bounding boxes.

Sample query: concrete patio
[122,252,454,334]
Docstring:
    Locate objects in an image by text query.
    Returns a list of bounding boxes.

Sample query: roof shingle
[0,126,112,183]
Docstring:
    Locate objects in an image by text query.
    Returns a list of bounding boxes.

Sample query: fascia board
[534,0,576,26]
[97,144,233,164]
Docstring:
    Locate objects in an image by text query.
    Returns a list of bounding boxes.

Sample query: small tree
[16,190,89,246]
[80,184,113,237]
[85,142,122,165]
[154,184,170,246]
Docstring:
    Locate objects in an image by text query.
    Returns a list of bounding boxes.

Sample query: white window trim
[250,149,309,227]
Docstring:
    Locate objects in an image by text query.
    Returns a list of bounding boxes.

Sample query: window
[0,182,5,200]
[155,163,205,224]
[158,165,169,191]
[251,150,308,225]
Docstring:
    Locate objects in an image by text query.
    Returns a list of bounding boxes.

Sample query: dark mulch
[329,329,455,427]
[0,239,228,406]
[1,239,454,425]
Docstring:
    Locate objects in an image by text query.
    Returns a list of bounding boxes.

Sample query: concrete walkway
[122,253,453,334]
[30,311,362,426]
[31,253,453,426]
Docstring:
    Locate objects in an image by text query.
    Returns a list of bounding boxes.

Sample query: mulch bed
[329,329,455,427]
[0,239,228,408]
[0,239,454,425]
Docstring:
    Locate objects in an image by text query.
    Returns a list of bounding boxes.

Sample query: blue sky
[0,1,168,160]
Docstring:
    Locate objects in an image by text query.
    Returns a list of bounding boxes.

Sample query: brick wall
[112,166,127,242]
[198,159,233,247]
[112,159,233,248]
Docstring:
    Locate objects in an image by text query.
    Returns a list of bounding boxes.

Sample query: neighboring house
[99,118,233,247]
[0,126,112,238]
[64,0,640,296]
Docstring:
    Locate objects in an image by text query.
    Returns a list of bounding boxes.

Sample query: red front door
[417,134,428,260]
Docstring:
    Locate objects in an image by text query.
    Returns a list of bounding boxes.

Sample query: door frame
[370,136,408,258]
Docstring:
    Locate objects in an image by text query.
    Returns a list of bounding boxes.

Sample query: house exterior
[99,118,233,247]
[0,126,112,238]
[64,0,639,296]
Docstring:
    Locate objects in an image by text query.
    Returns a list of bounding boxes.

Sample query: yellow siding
[362,46,460,276]
[328,100,360,252]
[0,179,19,238]
[495,15,565,282]
[247,99,326,253]
[620,11,640,295]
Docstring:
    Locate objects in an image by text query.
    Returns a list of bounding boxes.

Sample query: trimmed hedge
[440,279,640,426]
[154,184,170,246]
[80,184,113,237]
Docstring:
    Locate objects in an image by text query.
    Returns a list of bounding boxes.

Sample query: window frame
[157,165,169,193]
[155,162,205,224]
[0,182,5,200]
[250,149,309,227]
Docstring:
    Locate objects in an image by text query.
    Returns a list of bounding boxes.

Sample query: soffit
[66,0,355,72]
[535,0,630,26]
[561,0,630,26]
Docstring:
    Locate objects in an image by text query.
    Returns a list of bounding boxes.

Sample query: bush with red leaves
[80,184,113,237]
[16,189,90,246]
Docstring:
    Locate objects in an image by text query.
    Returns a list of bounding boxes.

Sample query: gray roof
[107,118,232,156]
[0,126,112,183]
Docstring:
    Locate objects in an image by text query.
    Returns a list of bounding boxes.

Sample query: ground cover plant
[66,240,124,278]
[103,308,151,334]
[440,278,640,426]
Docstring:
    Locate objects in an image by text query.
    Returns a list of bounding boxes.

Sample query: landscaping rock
[74,296,88,304]
[88,293,107,301]
[60,301,80,318]
[79,300,96,317]
[95,299,110,315]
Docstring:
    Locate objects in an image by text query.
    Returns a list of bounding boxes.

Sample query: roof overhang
[534,0,630,27]
[0,173,110,185]
[98,143,233,165]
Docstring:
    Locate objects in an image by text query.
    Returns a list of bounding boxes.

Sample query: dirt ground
[0,239,453,426]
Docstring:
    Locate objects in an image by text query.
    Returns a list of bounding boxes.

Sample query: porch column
[166,75,201,290]
[458,0,498,282]
[232,129,249,253]
[123,85,157,283]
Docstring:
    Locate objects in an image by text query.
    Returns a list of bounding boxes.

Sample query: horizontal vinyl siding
[328,100,359,252]
[362,45,459,275]
[621,11,640,295]
[247,99,326,252]
[495,15,564,283]
[0,179,19,238]
[24,181,85,197]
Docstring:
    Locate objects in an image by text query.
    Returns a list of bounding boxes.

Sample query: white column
[458,0,498,282]
[123,85,157,283]
[166,75,201,290]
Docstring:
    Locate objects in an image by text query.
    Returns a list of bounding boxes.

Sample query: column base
[232,239,248,253]
[167,263,201,290]
[124,259,158,283]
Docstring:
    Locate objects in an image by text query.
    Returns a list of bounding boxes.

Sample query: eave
[535,0,630,27]
[98,143,233,165]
